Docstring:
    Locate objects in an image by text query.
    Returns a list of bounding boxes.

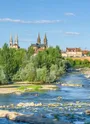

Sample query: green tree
[0,66,7,84]
[27,46,34,59]
[19,62,36,82]
[0,44,18,82]
[36,66,48,83]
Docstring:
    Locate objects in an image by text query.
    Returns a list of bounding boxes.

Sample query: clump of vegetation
[18,85,42,91]
[67,58,90,68]
[0,43,70,85]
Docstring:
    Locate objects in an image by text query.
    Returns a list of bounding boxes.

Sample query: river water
[0,72,90,124]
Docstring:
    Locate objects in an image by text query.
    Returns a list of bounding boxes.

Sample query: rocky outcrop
[0,110,23,120]
[17,102,43,107]
[0,110,71,124]
[0,102,43,109]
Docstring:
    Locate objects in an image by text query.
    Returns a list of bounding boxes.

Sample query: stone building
[9,35,20,49]
[31,33,48,53]
[62,48,82,57]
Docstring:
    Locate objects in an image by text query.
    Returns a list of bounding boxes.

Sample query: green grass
[18,85,42,91]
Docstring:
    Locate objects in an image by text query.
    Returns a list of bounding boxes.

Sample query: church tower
[15,35,18,45]
[37,33,41,44]
[43,33,48,48]
[9,35,13,48]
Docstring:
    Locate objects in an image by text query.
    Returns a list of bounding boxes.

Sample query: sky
[0,0,90,50]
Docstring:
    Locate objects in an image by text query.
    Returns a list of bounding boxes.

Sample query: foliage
[36,66,48,83]
[0,66,7,84]
[67,58,90,68]
[18,85,42,91]
[27,46,34,59]
[0,44,70,84]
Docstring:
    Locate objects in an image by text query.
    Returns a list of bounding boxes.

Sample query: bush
[0,66,7,84]
[36,66,48,83]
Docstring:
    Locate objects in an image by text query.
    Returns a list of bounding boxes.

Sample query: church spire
[15,35,18,45]
[9,35,13,47]
[43,33,48,47]
[37,33,41,44]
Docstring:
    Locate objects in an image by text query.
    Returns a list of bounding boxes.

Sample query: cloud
[65,13,75,16]
[46,30,63,33]
[0,18,63,24]
[65,32,80,36]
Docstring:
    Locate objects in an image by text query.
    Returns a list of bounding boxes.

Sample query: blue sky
[0,0,90,50]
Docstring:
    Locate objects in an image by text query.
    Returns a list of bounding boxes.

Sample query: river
[0,71,90,124]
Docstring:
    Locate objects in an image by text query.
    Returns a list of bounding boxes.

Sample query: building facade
[9,35,20,49]
[31,33,48,54]
[62,48,82,57]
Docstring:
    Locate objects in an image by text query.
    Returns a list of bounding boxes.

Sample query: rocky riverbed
[0,72,90,124]
[80,68,90,79]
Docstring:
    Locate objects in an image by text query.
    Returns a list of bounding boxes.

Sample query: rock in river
[85,110,90,115]
[0,110,71,124]
[0,110,23,120]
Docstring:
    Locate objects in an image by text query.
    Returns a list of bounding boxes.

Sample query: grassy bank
[0,82,58,94]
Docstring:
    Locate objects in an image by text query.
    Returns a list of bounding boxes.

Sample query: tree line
[0,43,70,85]
[67,58,90,68]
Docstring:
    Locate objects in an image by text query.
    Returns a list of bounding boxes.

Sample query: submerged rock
[61,83,82,87]
[85,110,90,115]
[0,110,23,120]
[48,103,60,107]
[17,102,43,107]
[0,110,71,124]
[73,121,84,124]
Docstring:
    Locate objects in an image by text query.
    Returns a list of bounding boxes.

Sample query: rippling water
[0,72,90,124]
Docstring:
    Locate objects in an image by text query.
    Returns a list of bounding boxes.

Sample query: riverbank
[0,83,58,94]
[0,72,90,124]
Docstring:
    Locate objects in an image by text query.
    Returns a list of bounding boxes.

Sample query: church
[9,35,20,49]
[31,33,48,54]
[9,33,48,52]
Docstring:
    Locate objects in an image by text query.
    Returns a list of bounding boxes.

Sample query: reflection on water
[0,72,90,123]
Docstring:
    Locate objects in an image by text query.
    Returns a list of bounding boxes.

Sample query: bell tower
[37,33,41,44]
[9,35,13,47]
[15,35,18,45]
[43,33,48,48]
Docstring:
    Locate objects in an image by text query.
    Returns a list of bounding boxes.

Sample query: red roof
[82,50,89,55]
[66,48,81,52]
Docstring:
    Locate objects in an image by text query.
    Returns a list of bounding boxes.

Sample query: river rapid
[0,71,90,124]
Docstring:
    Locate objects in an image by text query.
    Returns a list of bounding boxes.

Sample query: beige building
[62,52,67,57]
[9,35,20,49]
[31,33,48,54]
[62,48,82,57]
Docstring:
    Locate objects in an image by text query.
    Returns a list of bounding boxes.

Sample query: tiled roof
[66,48,81,52]
[31,43,46,48]
[82,50,89,55]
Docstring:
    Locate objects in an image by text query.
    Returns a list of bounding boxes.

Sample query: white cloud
[65,32,80,35]
[65,13,75,16]
[0,18,63,24]
[46,30,63,33]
